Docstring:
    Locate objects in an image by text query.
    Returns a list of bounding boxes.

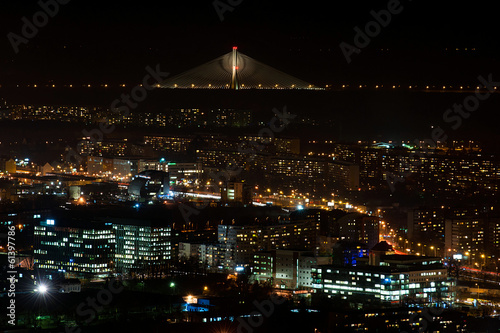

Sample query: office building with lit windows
[253,249,331,290]
[312,254,453,307]
[109,218,172,273]
[217,219,320,271]
[33,213,172,277]
[34,219,115,277]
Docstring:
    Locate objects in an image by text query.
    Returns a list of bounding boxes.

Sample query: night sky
[0,0,499,86]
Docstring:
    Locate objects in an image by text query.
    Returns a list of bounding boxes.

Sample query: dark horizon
[1,1,499,86]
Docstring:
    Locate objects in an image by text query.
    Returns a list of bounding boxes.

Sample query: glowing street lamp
[35,284,48,294]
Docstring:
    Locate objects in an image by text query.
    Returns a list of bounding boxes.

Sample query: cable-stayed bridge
[160,47,320,90]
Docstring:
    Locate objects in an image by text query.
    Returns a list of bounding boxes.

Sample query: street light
[430,246,436,257]
[35,284,47,294]
[170,282,176,295]
[33,284,48,330]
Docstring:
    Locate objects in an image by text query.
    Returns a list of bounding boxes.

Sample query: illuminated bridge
[160,47,320,90]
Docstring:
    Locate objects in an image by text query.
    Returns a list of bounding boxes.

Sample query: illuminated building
[239,135,300,155]
[33,215,172,276]
[270,155,331,193]
[221,181,252,205]
[57,279,82,293]
[4,103,254,128]
[144,135,193,153]
[337,213,379,249]
[312,254,453,306]
[86,156,132,176]
[110,218,172,273]
[9,104,102,122]
[217,219,320,271]
[445,216,487,263]
[321,141,500,193]
[0,158,17,174]
[329,160,360,190]
[34,219,115,276]
[252,249,331,290]
[200,244,226,269]
[128,170,169,200]
[332,241,368,266]
[137,159,169,173]
[271,156,327,178]
[167,108,252,128]
[167,162,203,185]
[178,242,203,261]
[407,207,446,255]
[95,139,128,157]
[196,147,267,172]
[176,242,226,271]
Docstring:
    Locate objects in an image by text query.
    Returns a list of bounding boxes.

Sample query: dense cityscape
[1,1,500,332]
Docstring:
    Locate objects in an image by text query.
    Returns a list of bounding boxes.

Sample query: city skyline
[1,1,500,332]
